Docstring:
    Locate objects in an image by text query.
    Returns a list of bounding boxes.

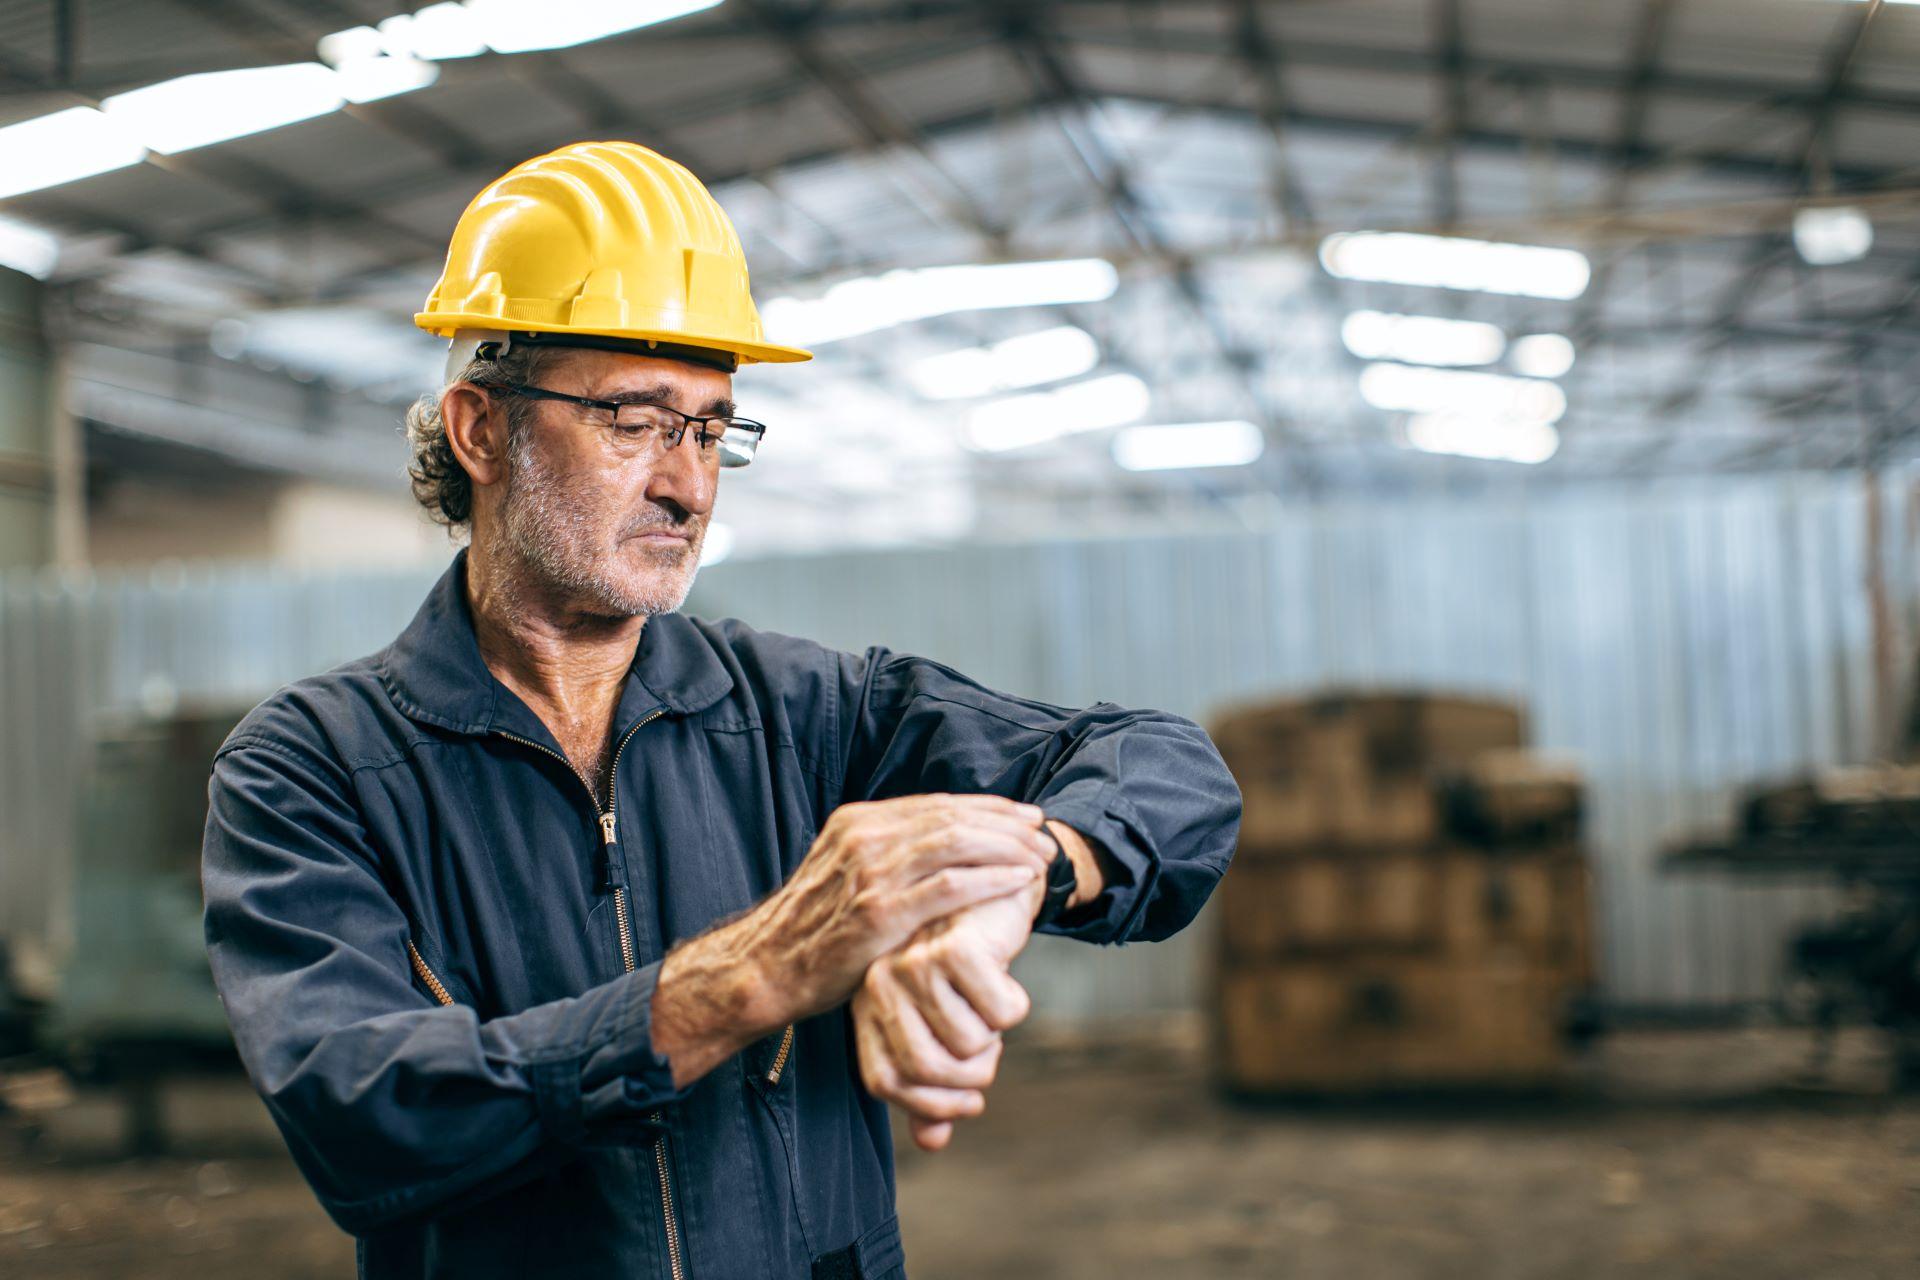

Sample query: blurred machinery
[34,705,248,1151]
[1666,764,1920,1089]
[1208,693,1596,1094]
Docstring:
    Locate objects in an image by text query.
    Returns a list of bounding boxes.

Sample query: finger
[910,1116,956,1152]
[891,796,1052,855]
[942,947,1034,1032]
[854,986,988,1120]
[872,972,1000,1091]
[892,1084,984,1125]
[912,970,1000,1059]
[890,864,1039,937]
[900,820,1054,880]
[903,792,1045,825]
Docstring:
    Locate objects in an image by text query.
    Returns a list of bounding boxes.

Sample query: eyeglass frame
[472,380,768,467]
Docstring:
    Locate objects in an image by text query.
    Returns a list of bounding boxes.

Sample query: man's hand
[652,793,1056,1087]
[851,860,1047,1151]
[850,820,1121,1150]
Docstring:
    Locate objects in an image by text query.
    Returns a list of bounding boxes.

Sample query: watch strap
[1034,824,1078,928]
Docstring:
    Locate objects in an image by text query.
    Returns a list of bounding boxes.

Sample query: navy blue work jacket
[200,547,1241,1279]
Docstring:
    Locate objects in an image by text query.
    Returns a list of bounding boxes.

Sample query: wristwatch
[1033,823,1079,928]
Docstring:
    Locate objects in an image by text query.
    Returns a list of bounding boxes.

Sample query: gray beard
[497,431,700,620]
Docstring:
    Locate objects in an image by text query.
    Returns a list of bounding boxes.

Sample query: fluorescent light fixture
[907,326,1100,400]
[1359,362,1567,423]
[1510,333,1576,379]
[1341,310,1504,366]
[385,4,490,59]
[464,0,722,54]
[1402,413,1560,465]
[966,372,1150,453]
[0,107,147,199]
[699,521,735,566]
[104,64,345,154]
[318,26,387,66]
[1320,232,1591,300]
[1113,420,1264,471]
[762,259,1120,346]
[0,215,60,279]
[1792,206,1873,266]
[335,55,440,103]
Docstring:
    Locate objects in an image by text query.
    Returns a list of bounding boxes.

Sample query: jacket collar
[379,547,734,738]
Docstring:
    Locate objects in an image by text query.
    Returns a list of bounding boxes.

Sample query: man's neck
[464,536,644,770]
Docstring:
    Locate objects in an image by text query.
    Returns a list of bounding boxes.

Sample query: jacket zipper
[655,1128,685,1280]
[493,708,686,1280]
[492,707,663,970]
[406,938,454,1007]
[766,1024,795,1086]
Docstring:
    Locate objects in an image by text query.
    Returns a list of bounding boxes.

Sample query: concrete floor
[1,1023,1915,1279]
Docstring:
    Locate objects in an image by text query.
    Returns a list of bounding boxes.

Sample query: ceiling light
[1510,333,1576,379]
[0,215,62,279]
[1359,362,1567,423]
[1321,232,1591,299]
[386,5,490,58]
[1792,206,1873,266]
[104,64,345,154]
[464,0,722,54]
[1341,310,1504,366]
[1402,413,1560,464]
[335,56,440,103]
[317,27,387,65]
[0,107,146,199]
[762,259,1120,346]
[966,372,1149,453]
[1113,420,1264,471]
[907,326,1100,400]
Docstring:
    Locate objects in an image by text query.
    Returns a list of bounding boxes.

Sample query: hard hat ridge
[416,140,811,369]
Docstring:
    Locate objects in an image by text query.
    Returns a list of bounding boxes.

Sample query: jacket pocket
[811,1211,906,1280]
[744,1021,815,1260]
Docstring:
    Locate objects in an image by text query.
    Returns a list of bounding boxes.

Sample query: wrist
[1032,821,1079,926]
[708,910,792,1038]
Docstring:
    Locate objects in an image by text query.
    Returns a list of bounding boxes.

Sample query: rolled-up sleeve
[202,737,694,1235]
[829,647,1242,945]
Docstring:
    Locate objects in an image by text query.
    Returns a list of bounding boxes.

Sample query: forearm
[649,915,785,1089]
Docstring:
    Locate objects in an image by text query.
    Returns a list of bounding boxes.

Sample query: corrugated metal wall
[2,471,1912,1018]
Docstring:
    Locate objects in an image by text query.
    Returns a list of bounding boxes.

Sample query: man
[201,141,1240,1280]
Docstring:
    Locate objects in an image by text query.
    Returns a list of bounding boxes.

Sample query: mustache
[625,514,698,538]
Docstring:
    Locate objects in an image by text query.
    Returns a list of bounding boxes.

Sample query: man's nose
[644,428,717,515]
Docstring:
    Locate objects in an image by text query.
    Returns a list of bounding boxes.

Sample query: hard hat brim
[414,313,813,366]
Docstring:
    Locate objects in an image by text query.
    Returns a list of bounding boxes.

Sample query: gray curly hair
[403,344,562,530]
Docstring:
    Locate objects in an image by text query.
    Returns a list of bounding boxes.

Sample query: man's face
[497,349,731,618]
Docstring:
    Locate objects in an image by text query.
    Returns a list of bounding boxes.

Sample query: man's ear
[442,383,511,490]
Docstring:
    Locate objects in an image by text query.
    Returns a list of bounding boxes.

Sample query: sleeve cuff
[1037,787,1160,945]
[571,961,695,1136]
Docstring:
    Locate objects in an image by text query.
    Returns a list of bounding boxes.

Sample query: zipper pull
[594,814,626,893]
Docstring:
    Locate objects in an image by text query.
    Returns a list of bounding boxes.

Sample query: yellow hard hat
[415,140,811,371]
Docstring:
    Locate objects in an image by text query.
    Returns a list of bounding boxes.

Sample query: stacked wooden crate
[1209,693,1595,1094]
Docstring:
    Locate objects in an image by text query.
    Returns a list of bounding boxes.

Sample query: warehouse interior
[1,0,1918,1276]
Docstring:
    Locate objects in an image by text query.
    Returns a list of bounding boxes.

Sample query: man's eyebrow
[597,382,736,417]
